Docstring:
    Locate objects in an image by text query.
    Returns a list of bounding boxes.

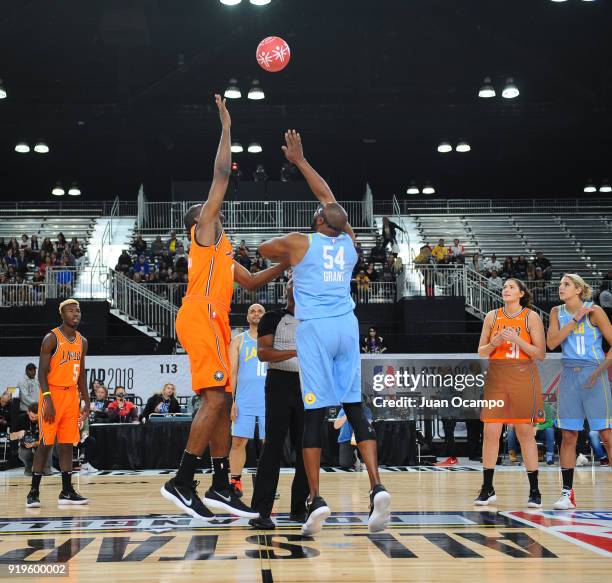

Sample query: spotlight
[600,180,611,193]
[437,142,452,153]
[253,164,268,182]
[15,142,30,153]
[68,182,81,196]
[549,0,568,2]
[406,182,420,195]
[249,0,271,5]
[456,141,471,153]
[224,79,242,99]
[248,142,263,153]
[220,0,242,5]
[422,183,435,195]
[502,77,520,99]
[583,181,597,193]
[231,142,244,153]
[52,182,65,196]
[34,142,50,154]
[478,77,496,98]
[247,80,265,100]
[0,79,6,99]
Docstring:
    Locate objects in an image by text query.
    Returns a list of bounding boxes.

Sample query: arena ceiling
[0,0,611,201]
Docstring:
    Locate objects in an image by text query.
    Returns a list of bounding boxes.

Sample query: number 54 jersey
[293,232,357,321]
[558,302,605,364]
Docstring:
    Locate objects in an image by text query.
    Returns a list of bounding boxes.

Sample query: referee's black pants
[251,369,309,519]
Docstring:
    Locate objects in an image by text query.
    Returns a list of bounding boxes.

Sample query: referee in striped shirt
[249,279,309,529]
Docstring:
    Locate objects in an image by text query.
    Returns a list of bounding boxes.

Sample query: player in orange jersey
[474,278,546,508]
[26,299,90,508]
[161,95,288,521]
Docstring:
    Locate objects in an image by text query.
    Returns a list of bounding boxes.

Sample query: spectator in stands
[32,268,44,285]
[41,237,54,255]
[0,391,12,433]
[487,269,503,290]
[17,363,39,412]
[133,272,144,284]
[8,237,19,253]
[133,255,151,276]
[10,402,51,475]
[471,253,484,274]
[254,255,268,271]
[0,237,6,256]
[167,230,181,255]
[354,269,370,299]
[432,238,450,264]
[56,232,67,254]
[174,244,188,275]
[365,262,378,283]
[141,383,181,421]
[19,234,30,254]
[532,267,547,302]
[355,241,364,263]
[151,235,165,258]
[534,251,552,280]
[239,239,250,252]
[391,252,403,276]
[484,253,502,276]
[381,216,405,251]
[236,246,252,270]
[133,234,147,256]
[447,238,465,264]
[15,249,28,277]
[501,256,515,278]
[107,386,139,423]
[361,327,387,353]
[526,262,536,281]
[514,255,528,279]
[117,249,132,270]
[29,235,40,262]
[369,238,388,264]
[62,248,76,267]
[90,383,110,421]
[3,248,16,269]
[70,237,83,257]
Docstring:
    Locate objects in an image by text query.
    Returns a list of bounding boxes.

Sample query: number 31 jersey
[293,232,357,321]
[489,307,533,361]
[558,302,604,364]
[48,327,83,387]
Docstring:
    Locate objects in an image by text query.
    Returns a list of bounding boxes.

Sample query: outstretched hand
[215,94,231,129]
[282,129,305,164]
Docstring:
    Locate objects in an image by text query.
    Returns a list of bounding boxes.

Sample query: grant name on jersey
[323,271,345,283]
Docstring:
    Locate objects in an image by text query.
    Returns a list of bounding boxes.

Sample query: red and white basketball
[256,36,291,73]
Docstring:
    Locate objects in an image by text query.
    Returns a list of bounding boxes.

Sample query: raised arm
[282,130,355,241]
[233,260,288,292]
[196,95,232,246]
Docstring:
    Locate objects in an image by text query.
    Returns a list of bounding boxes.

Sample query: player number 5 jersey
[48,327,83,387]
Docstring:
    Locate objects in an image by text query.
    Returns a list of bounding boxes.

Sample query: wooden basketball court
[1,465,610,582]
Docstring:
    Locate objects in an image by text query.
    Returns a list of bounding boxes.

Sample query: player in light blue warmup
[229,303,267,498]
[547,274,612,510]
[259,130,390,536]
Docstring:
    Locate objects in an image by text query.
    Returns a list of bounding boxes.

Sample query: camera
[20,431,37,447]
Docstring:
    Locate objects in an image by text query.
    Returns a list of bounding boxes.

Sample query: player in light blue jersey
[547,274,612,510]
[258,130,390,536]
[229,303,267,498]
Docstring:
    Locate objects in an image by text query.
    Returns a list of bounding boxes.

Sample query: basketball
[256,36,291,73]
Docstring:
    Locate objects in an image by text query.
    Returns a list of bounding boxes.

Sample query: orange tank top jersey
[48,327,83,387]
[489,307,533,361]
[185,226,234,309]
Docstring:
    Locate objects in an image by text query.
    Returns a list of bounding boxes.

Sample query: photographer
[10,402,51,476]
[107,386,139,424]
[0,391,12,432]
[141,383,181,422]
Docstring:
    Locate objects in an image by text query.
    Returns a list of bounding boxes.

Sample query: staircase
[74,216,136,299]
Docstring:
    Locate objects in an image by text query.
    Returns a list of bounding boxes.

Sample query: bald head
[313,202,348,235]
[184,204,203,238]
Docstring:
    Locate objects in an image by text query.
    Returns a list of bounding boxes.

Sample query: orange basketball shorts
[39,385,80,445]
[176,298,232,393]
[481,360,545,424]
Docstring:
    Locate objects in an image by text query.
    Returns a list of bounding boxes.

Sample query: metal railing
[44,266,78,300]
[138,200,372,233]
[403,264,467,297]
[374,198,612,216]
[0,200,138,216]
[110,271,178,339]
[0,283,46,307]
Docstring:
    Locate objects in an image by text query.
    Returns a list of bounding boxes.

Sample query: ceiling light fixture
[247,142,263,154]
[0,78,6,99]
[478,77,496,98]
[220,0,242,5]
[52,183,65,196]
[599,180,611,193]
[15,142,30,153]
[422,184,435,195]
[406,182,420,195]
[583,181,597,193]
[68,182,81,196]
[456,141,471,153]
[231,142,244,153]
[34,142,50,154]
[437,142,452,153]
[502,77,520,99]
[249,0,271,5]
[247,79,265,100]
[224,79,242,99]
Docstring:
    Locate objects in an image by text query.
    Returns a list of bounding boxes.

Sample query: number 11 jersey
[558,302,604,364]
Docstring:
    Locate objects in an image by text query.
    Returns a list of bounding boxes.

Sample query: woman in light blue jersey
[547,273,612,510]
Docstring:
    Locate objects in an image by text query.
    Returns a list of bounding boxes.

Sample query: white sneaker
[553,488,576,510]
[81,463,98,473]
[576,454,589,467]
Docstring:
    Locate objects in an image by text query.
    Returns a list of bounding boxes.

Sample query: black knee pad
[343,402,376,443]
[302,407,327,448]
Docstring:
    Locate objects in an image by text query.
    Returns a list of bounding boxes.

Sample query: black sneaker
[289,511,307,523]
[58,488,89,505]
[161,478,214,522]
[528,489,542,508]
[248,516,275,530]
[26,489,40,508]
[301,496,331,536]
[473,486,497,506]
[204,487,259,519]
[368,484,391,533]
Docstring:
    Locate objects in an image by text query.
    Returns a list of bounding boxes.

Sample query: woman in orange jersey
[474,278,546,508]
